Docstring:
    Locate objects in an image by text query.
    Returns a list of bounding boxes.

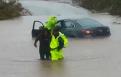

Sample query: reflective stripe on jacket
[59,32,68,47]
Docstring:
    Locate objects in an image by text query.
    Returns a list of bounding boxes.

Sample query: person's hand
[51,48,57,51]
[57,47,61,51]
[34,43,37,48]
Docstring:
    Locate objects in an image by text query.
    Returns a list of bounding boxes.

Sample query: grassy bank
[0,0,23,20]
[78,0,121,16]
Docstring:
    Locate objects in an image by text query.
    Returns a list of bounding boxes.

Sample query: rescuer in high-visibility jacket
[50,26,68,61]
[44,16,58,30]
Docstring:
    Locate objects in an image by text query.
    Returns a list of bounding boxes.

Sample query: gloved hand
[57,47,62,51]
[51,47,60,51]
[51,48,56,51]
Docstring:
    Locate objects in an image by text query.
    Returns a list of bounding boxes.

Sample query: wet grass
[78,0,121,16]
[0,1,23,20]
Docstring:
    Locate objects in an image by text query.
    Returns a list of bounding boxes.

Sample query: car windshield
[76,18,103,27]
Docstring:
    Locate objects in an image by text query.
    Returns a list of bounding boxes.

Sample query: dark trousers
[39,47,50,60]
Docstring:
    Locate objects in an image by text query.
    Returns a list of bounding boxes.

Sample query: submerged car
[32,18,111,38]
[57,18,111,38]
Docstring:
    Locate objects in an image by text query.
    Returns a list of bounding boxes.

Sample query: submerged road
[0,1,121,77]
[0,15,121,77]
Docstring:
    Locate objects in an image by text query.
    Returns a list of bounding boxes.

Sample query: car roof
[59,18,103,27]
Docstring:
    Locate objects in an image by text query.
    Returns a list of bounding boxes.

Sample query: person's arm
[34,37,39,47]
[34,26,45,47]
[58,37,64,50]
[34,30,42,47]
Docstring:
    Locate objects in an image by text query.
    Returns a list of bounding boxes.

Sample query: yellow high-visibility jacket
[50,32,68,49]
[50,32,68,60]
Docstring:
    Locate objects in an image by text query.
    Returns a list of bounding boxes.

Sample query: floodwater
[20,1,89,18]
[0,1,121,77]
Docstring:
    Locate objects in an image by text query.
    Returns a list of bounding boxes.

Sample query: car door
[62,20,77,37]
[32,21,44,37]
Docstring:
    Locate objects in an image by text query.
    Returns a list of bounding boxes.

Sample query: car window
[76,18,103,27]
[34,21,43,29]
[64,21,75,28]
[56,21,62,27]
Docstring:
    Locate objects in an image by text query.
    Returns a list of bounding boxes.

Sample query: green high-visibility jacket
[44,16,57,30]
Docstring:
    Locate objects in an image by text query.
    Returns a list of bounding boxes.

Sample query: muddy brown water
[0,1,121,77]
[0,15,121,77]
